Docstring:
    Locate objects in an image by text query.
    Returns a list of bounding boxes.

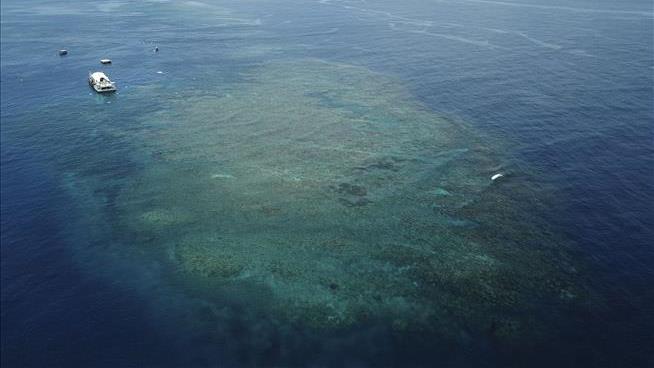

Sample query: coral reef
[108,60,588,344]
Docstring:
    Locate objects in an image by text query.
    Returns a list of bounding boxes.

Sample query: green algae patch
[110,60,590,343]
[139,209,193,227]
[175,241,244,279]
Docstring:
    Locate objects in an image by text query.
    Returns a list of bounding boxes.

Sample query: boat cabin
[88,71,116,93]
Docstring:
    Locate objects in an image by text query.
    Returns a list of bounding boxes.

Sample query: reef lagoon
[1,0,653,367]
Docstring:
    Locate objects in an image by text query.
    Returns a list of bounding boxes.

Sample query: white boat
[100,59,112,64]
[88,72,116,93]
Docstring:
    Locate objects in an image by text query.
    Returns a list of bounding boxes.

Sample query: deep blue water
[2,0,653,367]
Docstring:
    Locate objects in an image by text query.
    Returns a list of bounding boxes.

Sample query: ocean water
[1,0,653,367]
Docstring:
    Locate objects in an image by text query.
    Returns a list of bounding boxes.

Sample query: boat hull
[89,79,116,93]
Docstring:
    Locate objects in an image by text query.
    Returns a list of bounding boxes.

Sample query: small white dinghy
[88,72,116,93]
[100,59,112,64]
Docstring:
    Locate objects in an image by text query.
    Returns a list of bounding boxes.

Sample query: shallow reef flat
[93,60,589,346]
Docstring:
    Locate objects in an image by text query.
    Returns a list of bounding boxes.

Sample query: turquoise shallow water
[2,0,653,367]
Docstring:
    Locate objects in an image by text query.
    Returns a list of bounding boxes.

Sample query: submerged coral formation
[110,60,585,343]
